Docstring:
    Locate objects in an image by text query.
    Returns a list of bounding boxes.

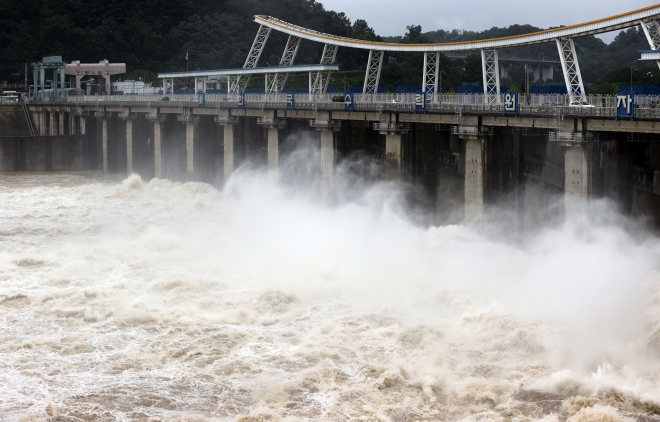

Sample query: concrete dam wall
[3,103,660,231]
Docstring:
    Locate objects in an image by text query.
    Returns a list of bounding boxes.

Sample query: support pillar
[564,145,590,218]
[70,113,76,135]
[186,122,195,178]
[79,116,86,135]
[33,111,41,135]
[59,112,65,135]
[267,127,278,172]
[464,136,485,227]
[126,120,133,174]
[223,124,234,185]
[154,120,162,178]
[49,112,56,137]
[102,118,108,173]
[385,134,402,186]
[321,129,334,203]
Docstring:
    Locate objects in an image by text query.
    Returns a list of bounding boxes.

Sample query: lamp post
[438,70,446,97]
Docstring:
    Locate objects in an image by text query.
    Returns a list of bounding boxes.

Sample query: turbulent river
[2,159,660,421]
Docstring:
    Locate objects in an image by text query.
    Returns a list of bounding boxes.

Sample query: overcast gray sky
[318,0,653,43]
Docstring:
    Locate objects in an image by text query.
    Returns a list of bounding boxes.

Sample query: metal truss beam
[233,25,272,94]
[422,52,440,95]
[556,38,586,103]
[362,50,384,94]
[481,48,501,104]
[310,44,338,94]
[640,19,660,70]
[266,35,301,94]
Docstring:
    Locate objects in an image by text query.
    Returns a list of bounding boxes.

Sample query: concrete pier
[223,124,234,184]
[154,120,162,178]
[102,118,108,173]
[186,122,194,178]
[79,116,86,135]
[59,112,65,136]
[267,127,279,173]
[49,113,56,137]
[33,111,42,135]
[321,129,334,203]
[564,145,590,217]
[126,119,133,174]
[385,134,402,186]
[464,136,485,227]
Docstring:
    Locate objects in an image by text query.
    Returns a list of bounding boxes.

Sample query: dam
[4,4,660,421]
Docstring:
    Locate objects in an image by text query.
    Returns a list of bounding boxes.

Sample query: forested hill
[0,0,651,91]
[0,0,378,82]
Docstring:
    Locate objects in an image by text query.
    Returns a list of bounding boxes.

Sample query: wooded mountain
[0,0,651,91]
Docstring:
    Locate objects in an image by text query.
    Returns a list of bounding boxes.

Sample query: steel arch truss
[640,19,660,70]
[233,25,272,94]
[423,52,440,95]
[310,44,338,94]
[266,35,302,94]
[363,50,384,94]
[481,48,501,104]
[556,38,586,103]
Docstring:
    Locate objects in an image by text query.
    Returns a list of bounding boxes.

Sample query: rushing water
[2,161,660,421]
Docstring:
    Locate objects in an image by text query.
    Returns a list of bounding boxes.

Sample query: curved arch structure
[244,5,660,102]
[254,5,660,52]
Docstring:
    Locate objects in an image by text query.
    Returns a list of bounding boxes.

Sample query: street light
[439,70,446,95]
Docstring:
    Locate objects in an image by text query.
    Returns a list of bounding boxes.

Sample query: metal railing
[34,93,660,120]
[549,131,600,143]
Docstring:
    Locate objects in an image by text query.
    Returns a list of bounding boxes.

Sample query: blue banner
[504,92,519,117]
[286,93,295,110]
[344,93,354,111]
[616,93,634,121]
[415,92,426,112]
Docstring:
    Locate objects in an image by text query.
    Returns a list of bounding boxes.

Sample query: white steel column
[186,122,194,178]
[236,25,272,93]
[267,127,278,172]
[556,38,586,103]
[321,129,334,204]
[154,121,162,178]
[126,119,133,174]
[640,19,660,70]
[223,124,234,184]
[102,118,108,173]
[422,52,440,96]
[481,48,501,104]
[310,44,339,94]
[363,50,384,94]
[465,137,485,227]
[266,35,301,94]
